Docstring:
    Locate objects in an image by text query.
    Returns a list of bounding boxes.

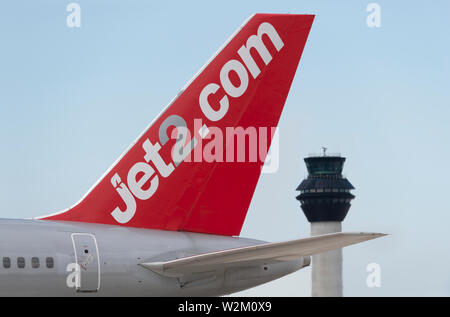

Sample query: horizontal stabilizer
[141,232,386,277]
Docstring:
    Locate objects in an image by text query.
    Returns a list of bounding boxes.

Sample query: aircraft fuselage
[0,219,304,296]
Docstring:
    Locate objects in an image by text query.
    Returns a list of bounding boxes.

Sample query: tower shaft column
[311,221,342,297]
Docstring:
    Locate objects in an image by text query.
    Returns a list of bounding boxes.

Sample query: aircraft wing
[140,232,385,277]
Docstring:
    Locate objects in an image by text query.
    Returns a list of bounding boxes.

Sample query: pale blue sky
[0,1,449,296]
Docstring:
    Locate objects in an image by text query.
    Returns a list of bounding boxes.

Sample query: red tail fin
[39,14,314,236]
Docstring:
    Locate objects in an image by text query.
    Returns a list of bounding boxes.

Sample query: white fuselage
[0,219,304,296]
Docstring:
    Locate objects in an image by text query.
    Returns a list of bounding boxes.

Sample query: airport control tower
[296,149,355,297]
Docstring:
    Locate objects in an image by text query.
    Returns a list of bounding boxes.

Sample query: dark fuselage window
[17,257,25,269]
[46,257,54,269]
[3,257,11,269]
[31,257,40,269]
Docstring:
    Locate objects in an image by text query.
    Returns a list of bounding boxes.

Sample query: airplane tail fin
[38,14,315,236]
